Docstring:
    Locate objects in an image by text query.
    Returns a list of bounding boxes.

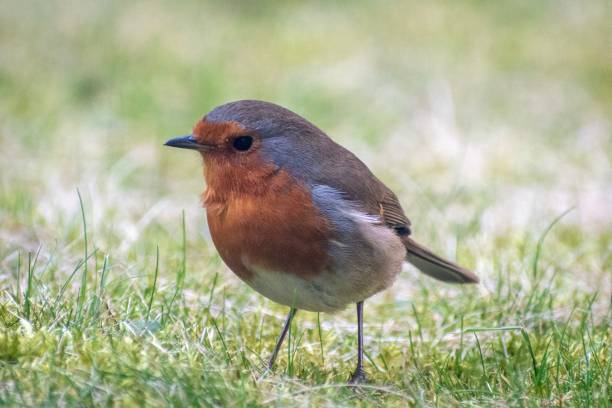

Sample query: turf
[0,1,610,406]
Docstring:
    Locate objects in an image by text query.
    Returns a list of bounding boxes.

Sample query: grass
[1,1,611,406]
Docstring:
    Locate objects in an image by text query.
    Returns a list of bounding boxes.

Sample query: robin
[165,100,478,383]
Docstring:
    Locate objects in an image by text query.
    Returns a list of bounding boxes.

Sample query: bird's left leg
[349,300,367,383]
[267,308,298,370]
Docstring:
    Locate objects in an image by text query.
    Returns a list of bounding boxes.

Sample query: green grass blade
[75,188,89,324]
[146,245,160,324]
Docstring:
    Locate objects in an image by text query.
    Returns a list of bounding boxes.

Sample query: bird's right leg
[267,308,298,370]
[349,300,367,384]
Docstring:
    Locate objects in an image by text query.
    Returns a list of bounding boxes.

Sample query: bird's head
[165,100,331,195]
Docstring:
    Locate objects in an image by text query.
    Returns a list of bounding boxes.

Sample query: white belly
[245,267,348,312]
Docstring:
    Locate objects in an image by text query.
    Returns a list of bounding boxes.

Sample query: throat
[202,160,289,213]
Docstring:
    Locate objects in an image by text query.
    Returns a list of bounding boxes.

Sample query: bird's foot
[255,358,277,382]
[257,364,274,382]
[348,367,367,384]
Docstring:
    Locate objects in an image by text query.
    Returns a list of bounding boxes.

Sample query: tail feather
[402,237,479,284]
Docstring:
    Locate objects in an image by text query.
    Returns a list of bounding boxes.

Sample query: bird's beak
[164,135,214,151]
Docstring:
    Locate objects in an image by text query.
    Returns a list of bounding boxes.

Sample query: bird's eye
[232,136,253,151]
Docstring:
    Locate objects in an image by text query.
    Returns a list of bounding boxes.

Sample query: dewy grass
[1,1,611,406]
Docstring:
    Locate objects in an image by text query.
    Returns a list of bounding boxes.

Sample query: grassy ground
[1,1,611,406]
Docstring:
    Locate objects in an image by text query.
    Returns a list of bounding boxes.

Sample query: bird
[165,100,479,383]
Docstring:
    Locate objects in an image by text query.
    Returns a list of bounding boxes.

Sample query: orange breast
[203,161,331,281]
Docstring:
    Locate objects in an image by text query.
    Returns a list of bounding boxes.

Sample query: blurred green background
[0,1,610,406]
[2,0,610,278]
[2,0,611,236]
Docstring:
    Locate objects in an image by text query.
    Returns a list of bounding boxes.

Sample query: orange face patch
[192,118,264,186]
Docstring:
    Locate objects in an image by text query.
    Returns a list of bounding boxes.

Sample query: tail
[402,237,479,284]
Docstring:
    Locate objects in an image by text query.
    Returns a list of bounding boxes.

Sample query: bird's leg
[267,308,298,370]
[349,300,367,384]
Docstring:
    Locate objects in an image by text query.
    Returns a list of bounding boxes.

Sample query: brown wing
[302,136,412,236]
[270,125,412,236]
